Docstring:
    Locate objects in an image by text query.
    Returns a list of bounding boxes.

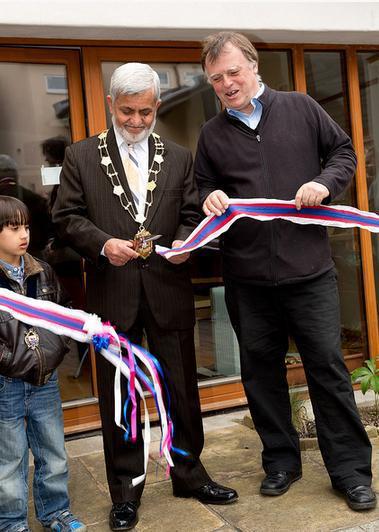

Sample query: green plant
[351,359,379,422]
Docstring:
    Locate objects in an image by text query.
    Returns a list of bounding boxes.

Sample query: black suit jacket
[52,128,202,331]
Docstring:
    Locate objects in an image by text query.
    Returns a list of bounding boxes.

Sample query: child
[0,196,86,532]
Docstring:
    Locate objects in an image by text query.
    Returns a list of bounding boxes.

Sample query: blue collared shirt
[0,256,24,286]
[227,84,265,130]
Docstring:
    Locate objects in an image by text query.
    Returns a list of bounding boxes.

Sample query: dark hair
[201,31,259,70]
[41,136,69,165]
[0,196,29,232]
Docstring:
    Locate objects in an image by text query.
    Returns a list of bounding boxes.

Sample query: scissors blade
[144,234,162,243]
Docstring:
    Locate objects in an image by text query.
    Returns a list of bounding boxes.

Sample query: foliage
[351,359,379,423]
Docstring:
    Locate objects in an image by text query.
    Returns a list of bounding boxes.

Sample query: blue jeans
[0,371,70,531]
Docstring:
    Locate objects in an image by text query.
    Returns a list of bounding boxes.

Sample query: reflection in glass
[305,51,367,359]
[358,52,379,312]
[259,51,294,91]
[0,62,92,402]
[305,52,350,134]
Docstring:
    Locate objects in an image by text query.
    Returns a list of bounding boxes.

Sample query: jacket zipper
[34,345,44,386]
[22,278,44,384]
[254,132,277,284]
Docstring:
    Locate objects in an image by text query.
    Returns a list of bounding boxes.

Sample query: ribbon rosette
[0,289,180,486]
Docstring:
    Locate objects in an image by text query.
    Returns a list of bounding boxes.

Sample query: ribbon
[0,288,177,486]
[156,198,379,259]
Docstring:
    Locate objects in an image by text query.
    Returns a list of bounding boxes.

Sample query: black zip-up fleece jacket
[195,85,357,285]
[0,254,71,385]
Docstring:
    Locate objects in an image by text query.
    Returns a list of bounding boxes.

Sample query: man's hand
[203,190,230,216]
[167,240,190,264]
[295,181,330,211]
[104,238,139,266]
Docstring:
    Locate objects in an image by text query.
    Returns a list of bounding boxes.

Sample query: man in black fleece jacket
[195,31,376,511]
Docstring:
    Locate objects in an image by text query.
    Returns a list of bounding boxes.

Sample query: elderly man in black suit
[52,62,237,531]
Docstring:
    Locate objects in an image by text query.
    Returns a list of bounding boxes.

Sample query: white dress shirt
[101,130,150,256]
[114,127,150,218]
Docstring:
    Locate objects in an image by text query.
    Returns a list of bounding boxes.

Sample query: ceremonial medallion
[98,130,165,259]
[133,229,154,259]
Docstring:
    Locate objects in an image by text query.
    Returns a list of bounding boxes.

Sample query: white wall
[0,0,378,44]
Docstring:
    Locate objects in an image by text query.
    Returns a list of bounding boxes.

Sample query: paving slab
[213,527,240,532]
[28,456,110,530]
[87,520,112,531]
[79,450,167,494]
[137,480,226,531]
[25,412,379,532]
[65,434,103,458]
[205,427,379,532]
[174,424,262,482]
[333,528,366,532]
[360,521,379,531]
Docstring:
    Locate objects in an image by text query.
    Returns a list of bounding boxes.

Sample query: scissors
[143,234,162,244]
[133,232,162,259]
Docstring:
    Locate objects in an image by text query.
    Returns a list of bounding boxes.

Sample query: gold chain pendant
[133,228,153,259]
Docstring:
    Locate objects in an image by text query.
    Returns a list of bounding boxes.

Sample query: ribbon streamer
[156,198,379,259]
[0,288,176,486]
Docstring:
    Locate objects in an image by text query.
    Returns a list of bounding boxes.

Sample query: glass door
[0,48,98,432]
[304,50,369,367]
[358,51,379,312]
[83,45,296,409]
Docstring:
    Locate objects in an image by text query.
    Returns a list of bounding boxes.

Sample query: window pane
[102,61,219,156]
[0,62,93,401]
[358,51,379,313]
[304,51,368,359]
[259,51,294,91]
[305,52,350,134]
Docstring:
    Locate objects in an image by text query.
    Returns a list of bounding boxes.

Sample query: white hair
[109,63,161,101]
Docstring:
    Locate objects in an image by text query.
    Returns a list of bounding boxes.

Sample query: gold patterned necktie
[123,144,140,207]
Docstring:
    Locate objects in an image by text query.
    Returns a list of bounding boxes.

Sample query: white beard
[112,116,157,145]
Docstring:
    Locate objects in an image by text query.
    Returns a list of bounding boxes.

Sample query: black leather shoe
[173,481,238,505]
[342,485,377,511]
[109,501,139,531]
[260,471,302,496]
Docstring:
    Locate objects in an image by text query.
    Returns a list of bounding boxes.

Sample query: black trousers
[225,269,372,490]
[95,291,210,503]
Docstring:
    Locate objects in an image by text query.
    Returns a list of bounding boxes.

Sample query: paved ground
[27,408,379,532]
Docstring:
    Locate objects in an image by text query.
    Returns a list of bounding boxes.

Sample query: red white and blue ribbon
[0,288,178,486]
[156,198,379,259]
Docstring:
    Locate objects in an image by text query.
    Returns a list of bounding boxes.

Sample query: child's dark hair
[0,196,29,232]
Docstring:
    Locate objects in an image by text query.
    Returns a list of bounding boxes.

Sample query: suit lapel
[145,134,169,229]
[98,127,138,213]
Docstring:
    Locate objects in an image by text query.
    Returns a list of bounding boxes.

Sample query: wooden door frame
[0,47,87,142]
[0,47,100,430]
[346,47,379,364]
